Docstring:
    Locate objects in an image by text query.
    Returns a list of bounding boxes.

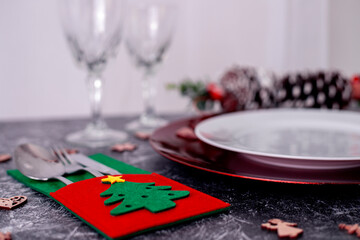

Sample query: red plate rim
[149,115,360,185]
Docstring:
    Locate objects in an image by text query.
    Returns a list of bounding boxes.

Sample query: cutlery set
[14,143,120,185]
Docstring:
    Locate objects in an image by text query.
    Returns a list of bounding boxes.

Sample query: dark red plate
[150,115,360,184]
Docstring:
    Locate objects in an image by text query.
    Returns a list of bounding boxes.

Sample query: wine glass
[124,0,177,133]
[59,0,127,148]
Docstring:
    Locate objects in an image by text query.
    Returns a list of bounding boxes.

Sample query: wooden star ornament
[261,218,303,239]
[101,176,125,184]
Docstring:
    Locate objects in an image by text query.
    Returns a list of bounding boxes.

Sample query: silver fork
[52,145,103,177]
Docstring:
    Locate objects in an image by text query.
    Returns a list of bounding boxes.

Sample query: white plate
[195,109,360,169]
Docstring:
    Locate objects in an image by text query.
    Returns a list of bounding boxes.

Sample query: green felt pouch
[7,153,230,239]
[7,154,151,196]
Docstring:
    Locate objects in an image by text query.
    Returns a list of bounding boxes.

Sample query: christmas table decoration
[175,127,197,141]
[0,232,11,240]
[220,66,275,111]
[7,154,230,240]
[101,175,125,184]
[65,149,79,154]
[168,65,357,113]
[352,74,360,100]
[0,198,12,210]
[275,71,351,109]
[0,196,27,210]
[111,143,137,153]
[339,223,360,237]
[0,154,11,163]
[135,131,151,140]
[166,79,223,114]
[261,219,303,239]
[100,176,190,215]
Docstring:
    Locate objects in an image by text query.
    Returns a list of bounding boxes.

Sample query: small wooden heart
[0,232,11,240]
[0,198,13,210]
[10,196,27,208]
[0,196,27,210]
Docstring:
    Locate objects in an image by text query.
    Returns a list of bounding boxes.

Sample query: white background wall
[0,0,360,120]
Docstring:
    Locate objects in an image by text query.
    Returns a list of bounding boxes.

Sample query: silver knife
[70,154,121,175]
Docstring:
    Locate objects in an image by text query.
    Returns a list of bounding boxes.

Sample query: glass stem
[140,67,157,125]
[87,71,106,129]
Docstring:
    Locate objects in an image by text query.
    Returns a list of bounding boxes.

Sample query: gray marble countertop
[1,115,360,240]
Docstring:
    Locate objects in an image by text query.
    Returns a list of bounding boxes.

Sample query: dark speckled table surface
[1,115,360,240]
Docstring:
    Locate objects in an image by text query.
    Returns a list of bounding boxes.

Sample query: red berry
[207,83,224,100]
[352,75,360,83]
[352,75,360,100]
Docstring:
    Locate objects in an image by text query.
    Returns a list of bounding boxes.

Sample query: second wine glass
[124,0,177,133]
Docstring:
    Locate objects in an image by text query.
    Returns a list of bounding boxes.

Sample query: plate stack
[150,109,360,184]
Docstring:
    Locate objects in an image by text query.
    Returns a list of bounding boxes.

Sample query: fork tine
[52,146,69,165]
[58,145,75,164]
[50,147,62,164]
[53,145,104,177]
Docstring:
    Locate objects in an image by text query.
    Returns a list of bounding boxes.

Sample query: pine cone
[275,71,352,109]
[219,66,276,112]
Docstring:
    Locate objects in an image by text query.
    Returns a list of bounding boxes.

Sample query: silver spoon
[14,143,72,185]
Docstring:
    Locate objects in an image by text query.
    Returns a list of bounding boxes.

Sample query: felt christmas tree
[100,176,190,216]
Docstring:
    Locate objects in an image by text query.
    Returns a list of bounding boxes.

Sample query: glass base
[125,116,168,133]
[66,123,127,148]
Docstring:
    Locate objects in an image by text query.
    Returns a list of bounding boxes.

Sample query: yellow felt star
[101,175,125,184]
